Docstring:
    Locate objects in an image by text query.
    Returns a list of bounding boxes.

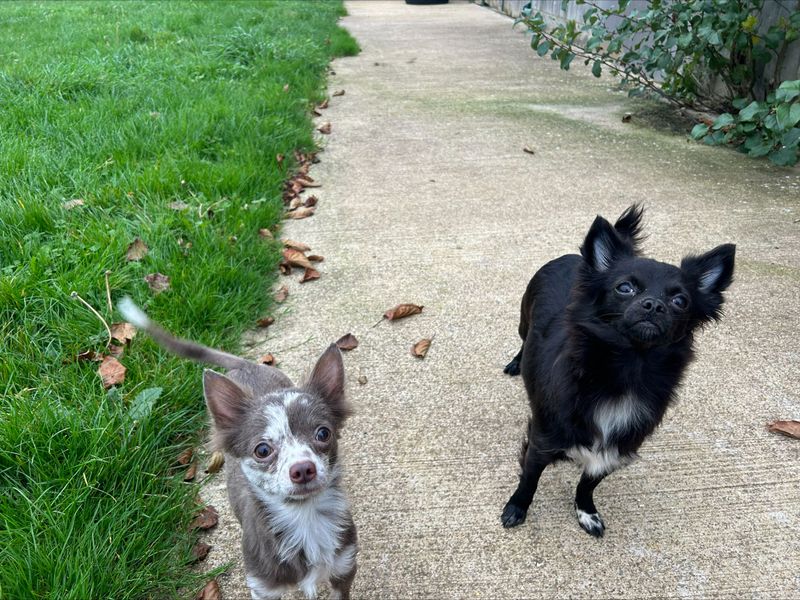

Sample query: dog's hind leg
[501,431,553,528]
[574,471,608,537]
[503,346,524,376]
[504,298,532,376]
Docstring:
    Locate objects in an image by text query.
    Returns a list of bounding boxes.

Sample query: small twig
[104,270,113,316]
[70,291,113,348]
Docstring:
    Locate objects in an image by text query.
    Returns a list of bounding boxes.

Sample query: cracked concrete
[198,2,800,598]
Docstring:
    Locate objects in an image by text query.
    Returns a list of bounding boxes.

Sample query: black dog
[501,205,735,536]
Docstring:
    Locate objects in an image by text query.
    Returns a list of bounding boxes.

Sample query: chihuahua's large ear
[613,204,646,254]
[306,344,350,424]
[581,215,635,271]
[203,369,250,431]
[681,243,736,322]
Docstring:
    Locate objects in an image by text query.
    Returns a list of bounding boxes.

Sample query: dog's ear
[681,243,736,322]
[203,369,250,430]
[613,204,646,254]
[581,215,635,271]
[306,344,351,424]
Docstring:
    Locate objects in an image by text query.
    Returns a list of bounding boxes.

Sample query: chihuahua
[501,206,735,537]
[119,299,357,599]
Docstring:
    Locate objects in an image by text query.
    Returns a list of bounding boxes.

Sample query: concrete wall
[479,0,800,90]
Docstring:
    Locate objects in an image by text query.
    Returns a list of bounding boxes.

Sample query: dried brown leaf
[144,272,171,294]
[191,542,212,563]
[307,255,324,263]
[259,353,275,365]
[299,267,320,283]
[411,338,432,359]
[98,356,126,388]
[107,344,124,358]
[522,145,535,155]
[282,239,311,252]
[125,238,149,261]
[384,303,424,321]
[175,448,193,466]
[318,98,329,109]
[283,248,314,270]
[332,89,345,97]
[318,122,332,134]
[335,333,359,351]
[622,113,633,123]
[205,451,225,474]
[285,207,315,220]
[767,420,800,439]
[194,579,220,600]
[76,349,102,362]
[189,505,218,531]
[184,461,198,481]
[357,375,368,385]
[256,316,275,328]
[259,228,274,239]
[304,195,318,208]
[63,198,85,210]
[289,197,304,210]
[312,108,322,117]
[279,261,292,275]
[275,285,289,303]
[110,322,137,344]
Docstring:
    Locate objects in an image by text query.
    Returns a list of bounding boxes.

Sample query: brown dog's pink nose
[289,461,317,484]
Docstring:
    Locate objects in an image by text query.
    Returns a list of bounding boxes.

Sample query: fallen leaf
[523,145,535,155]
[279,261,292,275]
[275,285,289,303]
[259,353,275,365]
[384,303,424,321]
[282,248,314,270]
[184,461,198,481]
[206,451,225,474]
[767,420,800,439]
[175,448,193,466]
[411,338,432,358]
[285,207,315,220]
[189,505,218,531]
[357,375,368,385]
[144,272,171,294]
[318,98,329,109]
[125,238,149,261]
[289,197,304,210]
[110,322,137,344]
[63,198,85,210]
[276,153,285,165]
[307,254,324,262]
[296,177,321,188]
[191,542,212,563]
[318,122,332,134]
[333,89,345,96]
[256,316,275,328]
[312,108,322,117]
[259,228,274,239]
[98,356,126,388]
[299,267,320,283]
[335,333,359,351]
[622,113,633,123]
[169,201,190,211]
[75,349,102,362]
[107,344,124,358]
[194,579,220,600]
[282,239,311,252]
[304,195,318,208]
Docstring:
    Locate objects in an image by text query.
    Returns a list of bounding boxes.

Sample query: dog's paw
[575,506,605,537]
[501,502,527,528]
[503,358,521,376]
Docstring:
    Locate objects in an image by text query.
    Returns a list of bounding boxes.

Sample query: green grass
[0,1,358,598]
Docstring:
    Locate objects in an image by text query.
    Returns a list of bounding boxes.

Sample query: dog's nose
[289,461,317,484]
[640,297,666,314]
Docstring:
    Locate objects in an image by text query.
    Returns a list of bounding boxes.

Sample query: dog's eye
[315,427,331,443]
[615,282,635,295]
[253,442,273,459]
[671,294,688,310]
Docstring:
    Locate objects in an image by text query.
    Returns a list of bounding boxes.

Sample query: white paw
[575,507,605,537]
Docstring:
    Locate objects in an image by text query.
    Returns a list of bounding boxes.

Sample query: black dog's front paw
[575,506,605,537]
[503,357,521,376]
[501,502,527,528]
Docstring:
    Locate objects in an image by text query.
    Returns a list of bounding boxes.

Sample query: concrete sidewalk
[202,2,800,598]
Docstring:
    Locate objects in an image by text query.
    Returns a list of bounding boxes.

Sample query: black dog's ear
[681,244,736,322]
[581,215,635,271]
[613,204,646,254]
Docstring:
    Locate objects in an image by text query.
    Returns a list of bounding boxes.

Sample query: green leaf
[775,80,800,103]
[738,101,767,122]
[732,97,750,110]
[712,113,735,130]
[765,28,785,50]
[691,123,709,139]
[607,38,623,54]
[128,387,163,421]
[537,40,550,56]
[592,60,602,77]
[748,142,774,157]
[586,36,602,52]
[560,52,575,70]
[768,146,798,166]
[781,127,800,148]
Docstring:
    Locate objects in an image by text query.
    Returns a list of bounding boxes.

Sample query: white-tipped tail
[118,296,151,330]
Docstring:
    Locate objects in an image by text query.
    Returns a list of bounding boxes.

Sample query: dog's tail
[118,297,250,371]
[613,204,646,253]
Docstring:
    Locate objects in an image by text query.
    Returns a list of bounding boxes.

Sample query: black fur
[501,205,735,536]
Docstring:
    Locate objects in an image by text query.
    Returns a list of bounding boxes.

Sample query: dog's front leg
[501,442,552,528]
[574,471,608,537]
[329,564,356,600]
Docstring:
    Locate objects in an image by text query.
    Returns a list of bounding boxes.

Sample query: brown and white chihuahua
[120,299,357,600]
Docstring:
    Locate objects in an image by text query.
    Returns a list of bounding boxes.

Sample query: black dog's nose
[640,297,666,314]
[289,461,317,484]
